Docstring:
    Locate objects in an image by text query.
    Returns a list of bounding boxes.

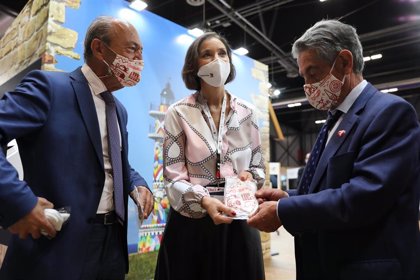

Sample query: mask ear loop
[103,59,113,75]
[97,59,113,79]
[305,54,340,89]
[329,56,339,75]
[329,51,346,83]
[97,41,114,78]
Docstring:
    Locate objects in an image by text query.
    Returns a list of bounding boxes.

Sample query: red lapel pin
[337,130,346,137]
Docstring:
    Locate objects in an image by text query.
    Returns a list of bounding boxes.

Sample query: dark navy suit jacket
[0,68,148,279]
[280,83,420,280]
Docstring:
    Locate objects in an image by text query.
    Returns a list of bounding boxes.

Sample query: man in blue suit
[0,16,154,279]
[248,19,420,280]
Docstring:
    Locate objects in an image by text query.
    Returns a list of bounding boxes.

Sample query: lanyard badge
[200,92,227,184]
[216,152,221,179]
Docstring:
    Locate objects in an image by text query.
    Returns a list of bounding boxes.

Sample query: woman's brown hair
[182,32,236,90]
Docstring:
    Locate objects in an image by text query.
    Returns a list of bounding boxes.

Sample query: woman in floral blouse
[155,32,266,280]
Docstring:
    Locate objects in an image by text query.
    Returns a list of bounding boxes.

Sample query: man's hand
[8,197,56,239]
[201,196,236,225]
[247,201,282,232]
[255,187,288,204]
[130,186,154,221]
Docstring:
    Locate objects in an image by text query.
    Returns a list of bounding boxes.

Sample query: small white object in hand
[41,208,70,236]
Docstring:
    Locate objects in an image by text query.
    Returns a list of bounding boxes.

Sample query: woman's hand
[238,170,253,181]
[201,196,236,225]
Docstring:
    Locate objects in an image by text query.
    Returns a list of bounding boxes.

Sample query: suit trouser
[79,214,126,280]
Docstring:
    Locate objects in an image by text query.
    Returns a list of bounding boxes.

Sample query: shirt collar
[335,79,367,114]
[81,64,108,96]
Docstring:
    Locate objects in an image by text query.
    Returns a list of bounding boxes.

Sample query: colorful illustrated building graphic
[138,82,174,253]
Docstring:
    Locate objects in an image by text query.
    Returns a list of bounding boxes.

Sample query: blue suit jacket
[280,83,420,280]
[0,68,148,279]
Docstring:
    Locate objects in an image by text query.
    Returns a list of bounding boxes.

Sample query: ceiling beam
[206,0,298,77]
[207,0,293,28]
[359,21,420,42]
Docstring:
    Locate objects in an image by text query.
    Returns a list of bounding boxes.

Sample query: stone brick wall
[251,60,272,258]
[0,0,49,84]
[0,0,81,86]
[43,0,81,71]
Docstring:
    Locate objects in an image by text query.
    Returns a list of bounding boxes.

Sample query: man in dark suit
[248,19,420,280]
[0,16,154,279]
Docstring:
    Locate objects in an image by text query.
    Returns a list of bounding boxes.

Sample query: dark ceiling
[1,0,420,133]
[146,1,420,95]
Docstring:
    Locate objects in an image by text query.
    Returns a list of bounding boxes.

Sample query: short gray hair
[292,19,364,74]
[83,16,115,61]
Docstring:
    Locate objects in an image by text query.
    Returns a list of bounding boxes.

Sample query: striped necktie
[298,110,343,194]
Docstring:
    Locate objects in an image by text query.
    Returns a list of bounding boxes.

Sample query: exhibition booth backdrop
[0,0,270,276]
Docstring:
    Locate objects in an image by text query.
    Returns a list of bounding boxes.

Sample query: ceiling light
[129,0,147,11]
[319,0,328,2]
[272,89,281,96]
[233,47,249,56]
[398,15,420,22]
[267,87,281,98]
[267,82,272,89]
[370,54,382,60]
[315,119,326,124]
[363,53,382,62]
[186,0,205,6]
[287,102,302,108]
[176,34,195,45]
[381,87,398,93]
[187,27,204,37]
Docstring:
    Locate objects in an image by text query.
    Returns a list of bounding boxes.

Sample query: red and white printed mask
[303,58,345,110]
[103,44,144,87]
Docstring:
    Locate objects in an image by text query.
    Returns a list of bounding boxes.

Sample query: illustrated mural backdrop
[53,0,269,254]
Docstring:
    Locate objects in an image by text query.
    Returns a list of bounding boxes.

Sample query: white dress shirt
[81,64,122,214]
[327,80,367,144]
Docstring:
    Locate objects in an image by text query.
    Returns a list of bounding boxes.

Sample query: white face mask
[197,58,230,87]
[303,58,345,110]
[103,44,144,87]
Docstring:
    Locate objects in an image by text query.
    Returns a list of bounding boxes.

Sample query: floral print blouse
[163,91,265,218]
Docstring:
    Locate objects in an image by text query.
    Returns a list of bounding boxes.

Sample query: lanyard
[200,92,227,180]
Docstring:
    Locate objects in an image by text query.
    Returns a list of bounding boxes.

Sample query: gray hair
[292,19,364,74]
[83,16,116,61]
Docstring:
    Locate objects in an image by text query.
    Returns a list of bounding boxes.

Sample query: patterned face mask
[102,43,144,87]
[303,57,345,110]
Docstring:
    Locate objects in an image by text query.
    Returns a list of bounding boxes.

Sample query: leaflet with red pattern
[224,176,258,219]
